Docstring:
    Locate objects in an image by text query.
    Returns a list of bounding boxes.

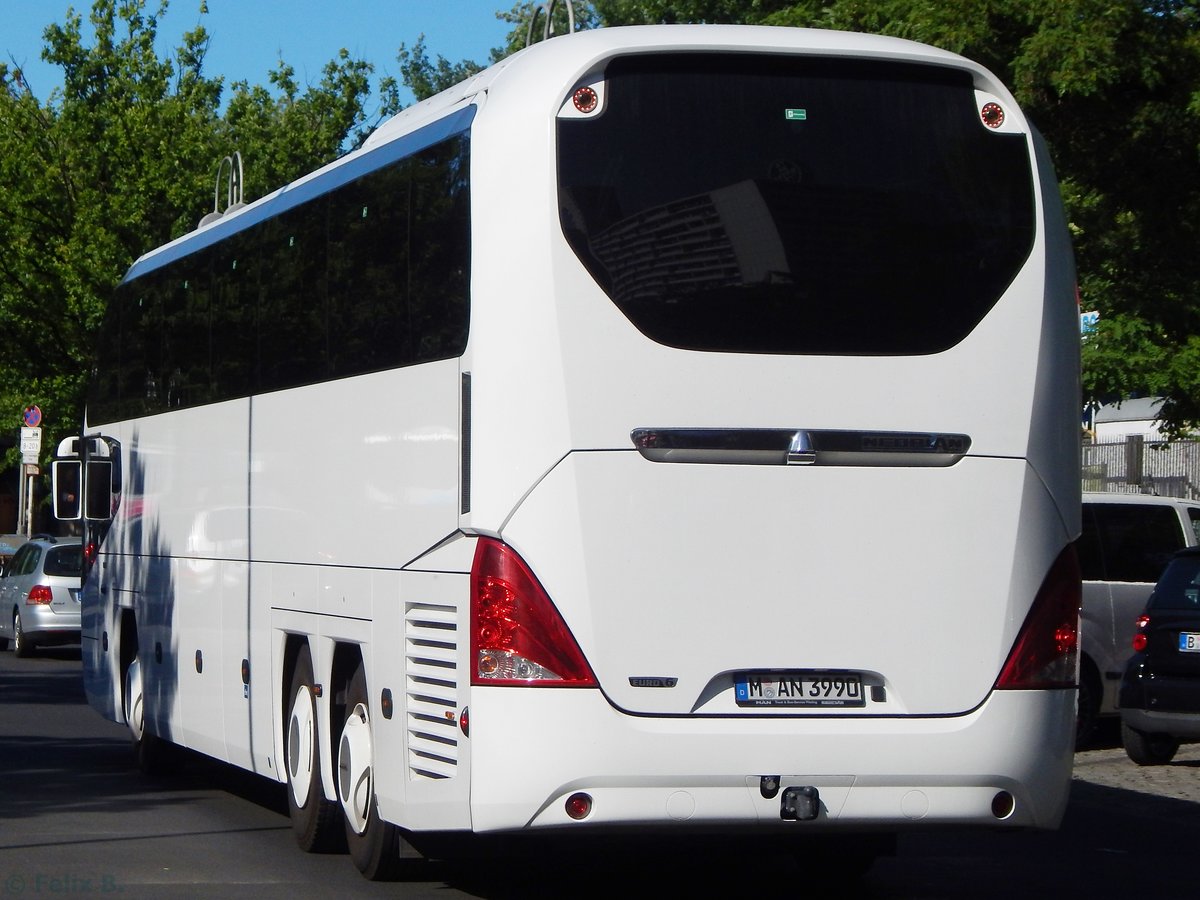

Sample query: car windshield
[44,545,82,578]
[1149,556,1200,611]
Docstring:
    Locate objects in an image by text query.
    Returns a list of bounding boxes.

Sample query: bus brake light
[470,538,597,687]
[996,544,1081,690]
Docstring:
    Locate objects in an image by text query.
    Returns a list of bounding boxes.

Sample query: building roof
[1094,397,1164,424]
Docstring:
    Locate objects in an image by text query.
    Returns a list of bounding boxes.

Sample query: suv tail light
[26,585,54,605]
[470,538,597,687]
[996,544,1081,689]
[1132,614,1150,652]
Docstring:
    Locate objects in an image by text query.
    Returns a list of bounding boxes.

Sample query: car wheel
[1121,721,1180,766]
[13,611,34,658]
[286,649,344,852]
[0,634,8,651]
[1075,657,1101,748]
[340,662,405,880]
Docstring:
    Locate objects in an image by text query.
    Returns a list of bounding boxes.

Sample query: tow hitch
[780,785,820,821]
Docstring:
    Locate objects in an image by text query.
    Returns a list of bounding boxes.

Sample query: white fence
[1082,438,1200,499]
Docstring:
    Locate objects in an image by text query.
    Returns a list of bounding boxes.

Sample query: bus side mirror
[52,458,115,522]
[53,460,82,521]
[85,459,115,521]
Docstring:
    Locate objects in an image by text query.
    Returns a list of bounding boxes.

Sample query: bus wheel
[13,612,34,658]
[339,663,403,880]
[124,655,167,774]
[286,649,343,852]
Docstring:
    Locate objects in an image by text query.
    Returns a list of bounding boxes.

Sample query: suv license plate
[735,672,864,708]
[1180,632,1200,653]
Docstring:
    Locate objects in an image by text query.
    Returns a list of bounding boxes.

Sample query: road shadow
[0,654,85,704]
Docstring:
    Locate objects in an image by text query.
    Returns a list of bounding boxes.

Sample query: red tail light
[26,585,54,605]
[996,544,1081,689]
[470,538,597,687]
[1132,615,1150,653]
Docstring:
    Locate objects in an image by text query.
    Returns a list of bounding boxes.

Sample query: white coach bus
[55,24,1081,879]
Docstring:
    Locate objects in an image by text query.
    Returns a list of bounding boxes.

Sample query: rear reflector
[470,538,597,687]
[996,544,1081,689]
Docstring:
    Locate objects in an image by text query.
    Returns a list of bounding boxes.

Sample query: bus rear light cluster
[470,538,597,687]
[980,101,1005,128]
[996,544,1081,689]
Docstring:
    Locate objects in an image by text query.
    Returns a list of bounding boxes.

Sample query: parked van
[1078,492,1200,740]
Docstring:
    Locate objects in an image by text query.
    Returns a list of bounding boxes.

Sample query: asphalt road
[1,647,1197,899]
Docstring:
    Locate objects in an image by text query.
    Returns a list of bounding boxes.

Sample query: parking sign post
[17,411,44,537]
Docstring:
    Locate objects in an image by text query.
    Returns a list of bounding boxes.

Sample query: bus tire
[340,662,404,880]
[124,654,170,774]
[286,649,344,852]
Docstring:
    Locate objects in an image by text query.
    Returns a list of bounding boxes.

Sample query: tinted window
[1077,504,1105,581]
[43,545,82,578]
[11,545,39,577]
[1086,503,1186,583]
[1148,556,1200,611]
[89,135,470,420]
[558,54,1035,355]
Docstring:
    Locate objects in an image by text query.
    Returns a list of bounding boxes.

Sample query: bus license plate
[735,672,864,708]
[1180,632,1200,653]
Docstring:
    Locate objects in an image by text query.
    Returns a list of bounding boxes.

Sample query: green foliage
[397,36,487,103]
[0,0,393,470]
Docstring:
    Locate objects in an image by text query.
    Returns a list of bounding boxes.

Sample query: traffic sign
[22,405,42,428]
[20,426,42,465]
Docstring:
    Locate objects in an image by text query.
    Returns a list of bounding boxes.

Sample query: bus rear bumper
[466,687,1074,834]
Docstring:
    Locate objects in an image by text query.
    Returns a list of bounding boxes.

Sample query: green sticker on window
[785,108,807,121]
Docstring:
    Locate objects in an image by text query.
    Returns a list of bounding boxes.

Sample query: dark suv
[1118,547,1200,764]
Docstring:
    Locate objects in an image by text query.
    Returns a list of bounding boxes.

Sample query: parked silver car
[0,537,83,656]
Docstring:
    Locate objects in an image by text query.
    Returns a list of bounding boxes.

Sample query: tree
[0,0,391,478]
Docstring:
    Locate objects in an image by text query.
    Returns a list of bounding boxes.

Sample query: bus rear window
[557,54,1035,355]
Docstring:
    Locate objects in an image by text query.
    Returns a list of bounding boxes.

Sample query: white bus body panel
[501,455,1061,716]
[468,686,1073,832]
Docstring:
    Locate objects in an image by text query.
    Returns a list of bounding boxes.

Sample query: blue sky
[3,0,516,104]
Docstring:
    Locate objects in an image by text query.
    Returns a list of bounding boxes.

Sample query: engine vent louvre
[405,601,460,780]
